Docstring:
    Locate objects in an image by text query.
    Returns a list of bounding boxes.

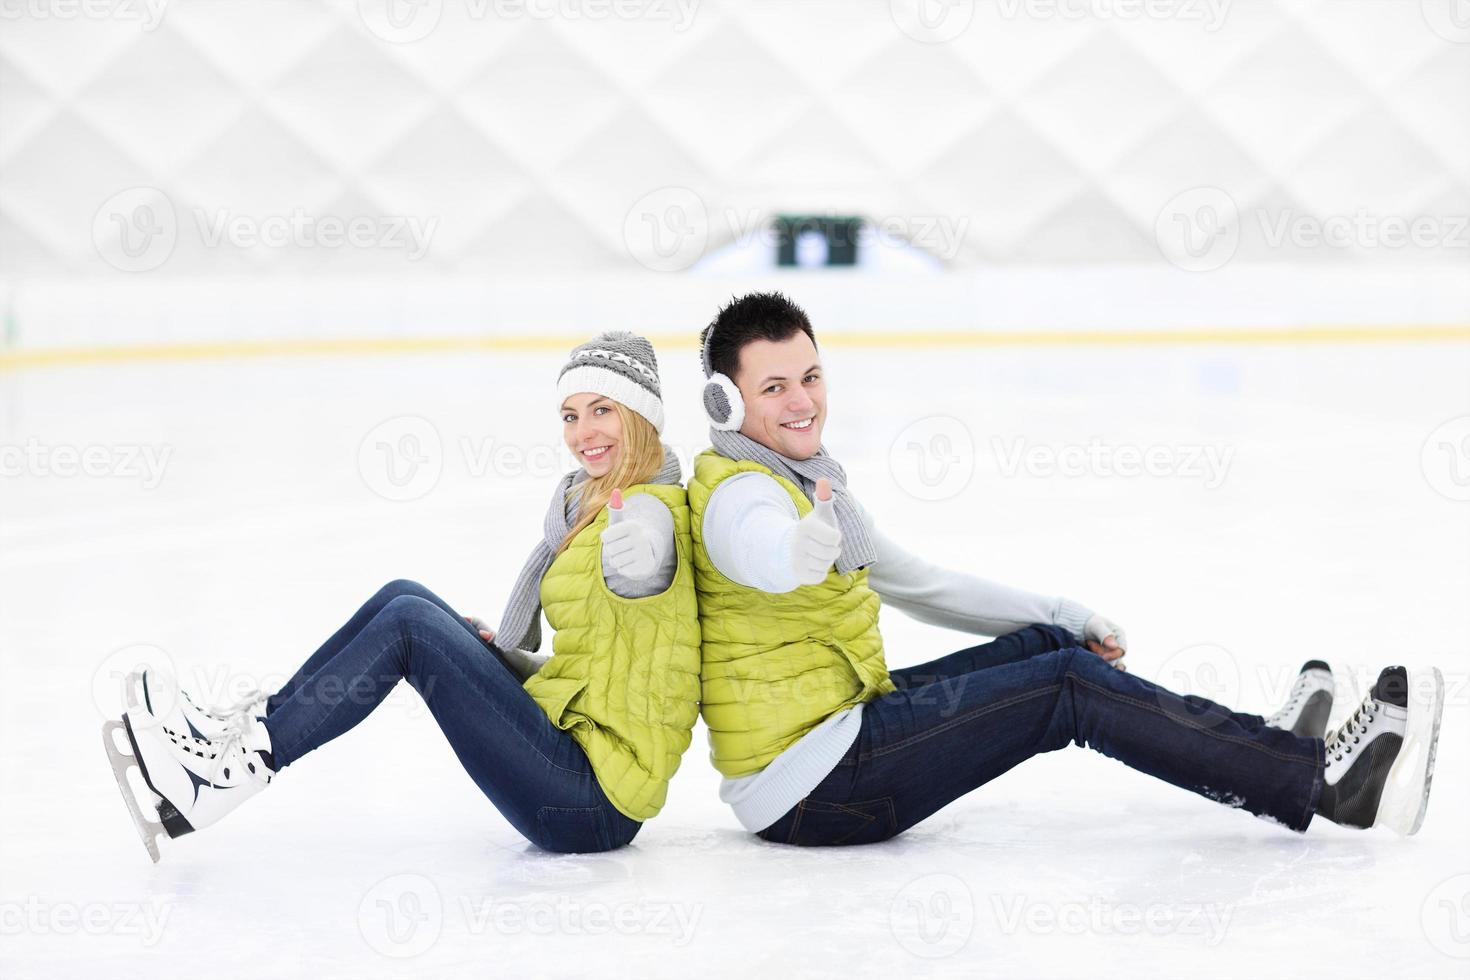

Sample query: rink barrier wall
[2,325,1468,372]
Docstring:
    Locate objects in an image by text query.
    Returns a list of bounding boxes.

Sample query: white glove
[600,488,660,580]
[1084,613,1128,669]
[465,616,549,680]
[788,478,842,586]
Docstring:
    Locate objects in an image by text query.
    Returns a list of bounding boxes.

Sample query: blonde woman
[103,332,701,861]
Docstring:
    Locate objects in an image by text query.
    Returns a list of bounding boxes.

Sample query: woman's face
[561,392,623,478]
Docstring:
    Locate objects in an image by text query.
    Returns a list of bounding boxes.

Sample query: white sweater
[703,472,1094,831]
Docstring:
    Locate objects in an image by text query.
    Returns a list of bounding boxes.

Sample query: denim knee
[379,578,432,601]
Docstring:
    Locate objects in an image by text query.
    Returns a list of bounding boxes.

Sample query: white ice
[2,342,1468,978]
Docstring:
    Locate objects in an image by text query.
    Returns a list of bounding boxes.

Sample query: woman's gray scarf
[496,444,683,653]
[708,428,876,574]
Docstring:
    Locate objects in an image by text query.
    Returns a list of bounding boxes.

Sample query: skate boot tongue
[1371,666,1409,708]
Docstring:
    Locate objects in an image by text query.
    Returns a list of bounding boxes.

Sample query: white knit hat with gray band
[555,330,665,434]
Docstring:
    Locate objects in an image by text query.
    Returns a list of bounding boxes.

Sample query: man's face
[732,331,826,460]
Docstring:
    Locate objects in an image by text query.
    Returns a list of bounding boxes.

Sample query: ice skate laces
[1323,695,1378,766]
[1266,673,1312,727]
[211,717,269,788]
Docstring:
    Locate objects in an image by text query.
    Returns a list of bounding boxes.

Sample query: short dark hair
[700,292,817,381]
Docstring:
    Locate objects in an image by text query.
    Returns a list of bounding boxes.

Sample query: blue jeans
[259,579,641,853]
[756,624,1325,846]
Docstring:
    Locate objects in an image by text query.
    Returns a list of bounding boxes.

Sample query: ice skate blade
[101,719,163,863]
[1376,668,1445,837]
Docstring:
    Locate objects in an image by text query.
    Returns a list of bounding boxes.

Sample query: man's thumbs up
[811,477,836,525]
[788,477,843,586]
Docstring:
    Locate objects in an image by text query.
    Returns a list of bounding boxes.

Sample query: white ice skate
[102,703,275,863]
[1315,665,1445,836]
[125,666,269,740]
[1265,659,1335,738]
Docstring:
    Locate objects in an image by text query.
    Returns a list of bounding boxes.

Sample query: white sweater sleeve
[701,472,804,594]
[854,498,1094,641]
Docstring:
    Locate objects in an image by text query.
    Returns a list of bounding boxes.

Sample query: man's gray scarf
[708,428,875,574]
[496,444,682,653]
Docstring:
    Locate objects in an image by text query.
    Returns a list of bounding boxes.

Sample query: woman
[102,332,701,862]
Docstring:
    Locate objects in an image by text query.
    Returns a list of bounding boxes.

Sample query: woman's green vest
[523,483,701,820]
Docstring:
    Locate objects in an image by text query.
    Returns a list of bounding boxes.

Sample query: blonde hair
[558,401,664,554]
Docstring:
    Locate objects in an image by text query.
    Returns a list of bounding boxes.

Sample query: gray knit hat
[556,330,665,434]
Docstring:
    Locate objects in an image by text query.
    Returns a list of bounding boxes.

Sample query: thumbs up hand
[600,488,659,579]
[788,477,843,586]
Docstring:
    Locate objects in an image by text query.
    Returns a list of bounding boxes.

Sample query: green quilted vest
[687,450,893,778]
[523,483,701,820]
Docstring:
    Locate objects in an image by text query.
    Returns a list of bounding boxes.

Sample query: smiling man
[686,291,1444,845]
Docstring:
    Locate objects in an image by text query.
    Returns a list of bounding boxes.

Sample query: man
[686,291,1444,844]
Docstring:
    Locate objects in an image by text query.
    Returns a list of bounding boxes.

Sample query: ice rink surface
[2,341,1468,978]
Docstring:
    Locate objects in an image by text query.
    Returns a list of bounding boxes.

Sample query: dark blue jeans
[756,624,1325,846]
[259,579,641,853]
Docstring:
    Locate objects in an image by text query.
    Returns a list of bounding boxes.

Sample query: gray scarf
[708,428,876,574]
[496,443,683,653]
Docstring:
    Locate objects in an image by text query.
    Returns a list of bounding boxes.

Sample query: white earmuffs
[700,325,745,431]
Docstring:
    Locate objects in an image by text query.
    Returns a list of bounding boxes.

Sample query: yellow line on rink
[0,325,1467,371]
